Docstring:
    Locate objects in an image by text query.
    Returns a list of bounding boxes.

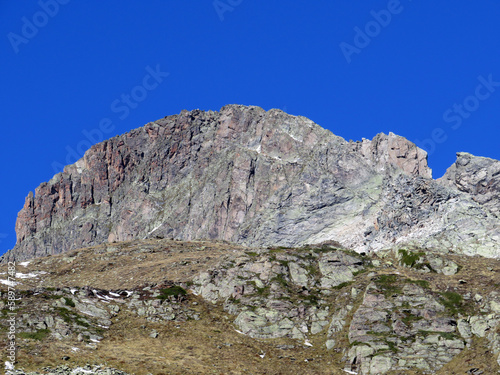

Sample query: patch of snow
[90,338,100,343]
[259,352,265,359]
[125,291,133,297]
[71,347,80,352]
[304,340,313,347]
[19,261,30,267]
[235,329,246,335]
[343,370,358,375]
[15,272,39,279]
[72,216,79,221]
[71,367,93,374]
[289,133,302,142]
[70,288,78,295]
[5,361,14,371]
[109,292,121,297]
[95,294,110,303]
[0,279,17,287]
[189,289,199,296]
[144,223,163,239]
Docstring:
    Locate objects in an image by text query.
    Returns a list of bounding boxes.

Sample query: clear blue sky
[1,1,500,255]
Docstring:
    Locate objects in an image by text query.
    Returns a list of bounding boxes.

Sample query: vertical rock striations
[3,105,500,262]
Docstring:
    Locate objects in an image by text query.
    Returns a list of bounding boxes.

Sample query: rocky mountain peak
[351,132,432,178]
[2,105,500,262]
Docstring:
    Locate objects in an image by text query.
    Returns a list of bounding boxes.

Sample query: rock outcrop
[438,152,500,219]
[3,105,500,262]
[2,239,500,374]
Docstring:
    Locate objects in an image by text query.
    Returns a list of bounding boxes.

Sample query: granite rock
[3,106,500,262]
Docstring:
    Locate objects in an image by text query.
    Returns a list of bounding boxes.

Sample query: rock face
[3,105,500,262]
[191,244,500,374]
[438,152,500,219]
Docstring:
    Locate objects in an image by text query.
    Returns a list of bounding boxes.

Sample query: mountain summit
[3,105,500,262]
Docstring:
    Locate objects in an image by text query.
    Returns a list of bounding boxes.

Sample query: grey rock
[439,152,500,219]
[457,318,472,339]
[149,329,159,338]
[369,355,393,374]
[74,299,111,326]
[288,262,309,287]
[4,106,500,262]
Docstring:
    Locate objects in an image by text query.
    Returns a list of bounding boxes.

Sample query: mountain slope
[3,105,500,262]
[1,239,499,374]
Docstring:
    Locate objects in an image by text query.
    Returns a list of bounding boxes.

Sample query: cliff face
[438,152,500,219]
[3,105,500,261]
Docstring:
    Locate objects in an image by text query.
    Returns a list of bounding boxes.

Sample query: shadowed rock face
[3,105,500,262]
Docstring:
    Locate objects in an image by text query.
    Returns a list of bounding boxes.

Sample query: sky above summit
[1,1,500,255]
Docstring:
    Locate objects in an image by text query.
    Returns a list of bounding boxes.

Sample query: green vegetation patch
[375,274,402,296]
[55,307,90,328]
[18,329,51,341]
[227,297,240,304]
[305,264,319,277]
[406,279,430,289]
[64,297,75,307]
[398,249,425,268]
[301,293,319,306]
[375,275,430,297]
[401,312,423,325]
[333,281,354,290]
[439,291,464,315]
[248,281,270,297]
[277,260,289,268]
[270,274,289,289]
[352,268,368,277]
[157,286,188,300]
[365,332,399,354]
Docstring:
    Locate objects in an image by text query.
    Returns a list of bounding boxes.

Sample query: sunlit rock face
[3,105,500,262]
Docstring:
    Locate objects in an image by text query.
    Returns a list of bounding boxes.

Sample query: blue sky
[1,1,499,255]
